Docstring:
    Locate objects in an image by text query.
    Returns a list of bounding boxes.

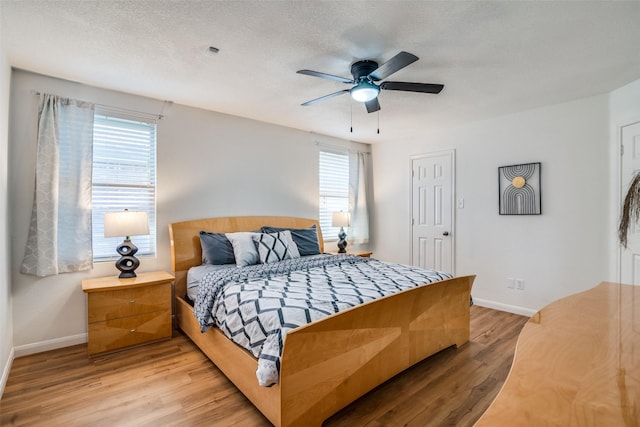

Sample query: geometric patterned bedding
[194,254,453,386]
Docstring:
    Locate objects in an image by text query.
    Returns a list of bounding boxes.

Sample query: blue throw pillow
[260,225,321,256]
[199,231,236,265]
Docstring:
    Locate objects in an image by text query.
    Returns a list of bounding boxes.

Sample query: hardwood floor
[0,306,528,427]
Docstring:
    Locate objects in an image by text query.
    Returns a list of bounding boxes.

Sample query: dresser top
[475,281,640,426]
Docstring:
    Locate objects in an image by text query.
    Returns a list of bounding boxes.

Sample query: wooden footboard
[279,274,474,426]
[176,274,474,427]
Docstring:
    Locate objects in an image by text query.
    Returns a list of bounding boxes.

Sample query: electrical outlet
[507,278,515,289]
[457,198,465,209]
[516,279,525,290]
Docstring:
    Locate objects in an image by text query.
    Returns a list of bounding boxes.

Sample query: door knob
[442,231,449,236]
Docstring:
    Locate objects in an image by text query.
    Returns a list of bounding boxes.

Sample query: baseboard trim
[1,347,15,399]
[14,333,87,358]
[473,298,537,318]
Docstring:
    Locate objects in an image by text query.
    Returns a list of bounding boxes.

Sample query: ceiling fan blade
[297,69,354,84]
[365,98,380,113]
[368,51,419,81]
[301,89,350,106]
[380,81,444,94]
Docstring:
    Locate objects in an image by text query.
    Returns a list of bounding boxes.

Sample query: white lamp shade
[332,211,351,228]
[104,210,149,238]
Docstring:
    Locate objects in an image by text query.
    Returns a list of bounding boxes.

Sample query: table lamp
[104,209,149,278]
[332,211,350,253]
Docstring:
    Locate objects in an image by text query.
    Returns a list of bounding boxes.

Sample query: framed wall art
[498,162,541,215]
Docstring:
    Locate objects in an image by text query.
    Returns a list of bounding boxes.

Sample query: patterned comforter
[194,254,452,386]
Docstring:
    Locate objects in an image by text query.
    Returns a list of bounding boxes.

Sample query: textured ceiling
[3,1,640,144]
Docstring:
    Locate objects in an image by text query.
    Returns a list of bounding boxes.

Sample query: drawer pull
[129,300,136,304]
[130,329,136,333]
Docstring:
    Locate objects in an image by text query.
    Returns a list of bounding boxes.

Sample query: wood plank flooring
[0,306,528,426]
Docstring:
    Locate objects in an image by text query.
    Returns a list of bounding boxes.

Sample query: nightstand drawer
[87,282,171,323]
[87,309,171,355]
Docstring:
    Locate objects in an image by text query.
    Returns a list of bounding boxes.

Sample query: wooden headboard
[168,216,323,297]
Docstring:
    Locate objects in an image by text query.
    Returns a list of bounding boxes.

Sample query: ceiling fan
[297,51,444,113]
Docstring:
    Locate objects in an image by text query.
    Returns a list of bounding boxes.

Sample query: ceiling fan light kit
[297,51,444,114]
[350,81,379,102]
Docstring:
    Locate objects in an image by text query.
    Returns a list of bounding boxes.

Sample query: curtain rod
[315,141,371,155]
[31,90,171,120]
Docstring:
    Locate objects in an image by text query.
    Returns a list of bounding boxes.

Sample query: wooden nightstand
[82,271,174,356]
[327,250,373,258]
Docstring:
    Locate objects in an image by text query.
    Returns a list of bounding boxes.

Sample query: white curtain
[348,151,370,245]
[20,94,95,277]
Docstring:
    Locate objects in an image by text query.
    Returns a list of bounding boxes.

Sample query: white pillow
[252,230,300,263]
[225,232,260,267]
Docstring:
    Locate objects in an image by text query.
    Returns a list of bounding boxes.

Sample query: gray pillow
[260,225,320,256]
[225,232,261,267]
[199,231,235,265]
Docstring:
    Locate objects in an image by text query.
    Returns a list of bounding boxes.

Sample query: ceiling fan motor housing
[351,60,379,81]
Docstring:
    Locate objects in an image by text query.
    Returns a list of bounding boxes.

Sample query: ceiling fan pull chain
[350,99,353,133]
[377,110,380,134]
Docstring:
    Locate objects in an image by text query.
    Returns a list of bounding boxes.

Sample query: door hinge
[621,144,625,156]
[412,218,415,225]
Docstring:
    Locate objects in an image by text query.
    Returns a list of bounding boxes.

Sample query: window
[319,150,349,241]
[92,113,157,260]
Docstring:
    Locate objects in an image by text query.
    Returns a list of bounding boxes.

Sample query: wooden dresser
[82,271,174,356]
[475,282,640,426]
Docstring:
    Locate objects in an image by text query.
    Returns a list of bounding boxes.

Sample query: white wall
[372,94,611,315]
[610,79,640,124]
[9,69,365,353]
[0,0,15,397]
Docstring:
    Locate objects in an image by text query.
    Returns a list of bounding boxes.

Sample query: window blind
[319,150,349,241]
[92,114,157,260]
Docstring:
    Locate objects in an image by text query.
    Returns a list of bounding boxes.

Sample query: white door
[620,120,640,284]
[411,150,455,273]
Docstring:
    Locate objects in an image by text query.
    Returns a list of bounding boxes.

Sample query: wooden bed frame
[169,216,475,427]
